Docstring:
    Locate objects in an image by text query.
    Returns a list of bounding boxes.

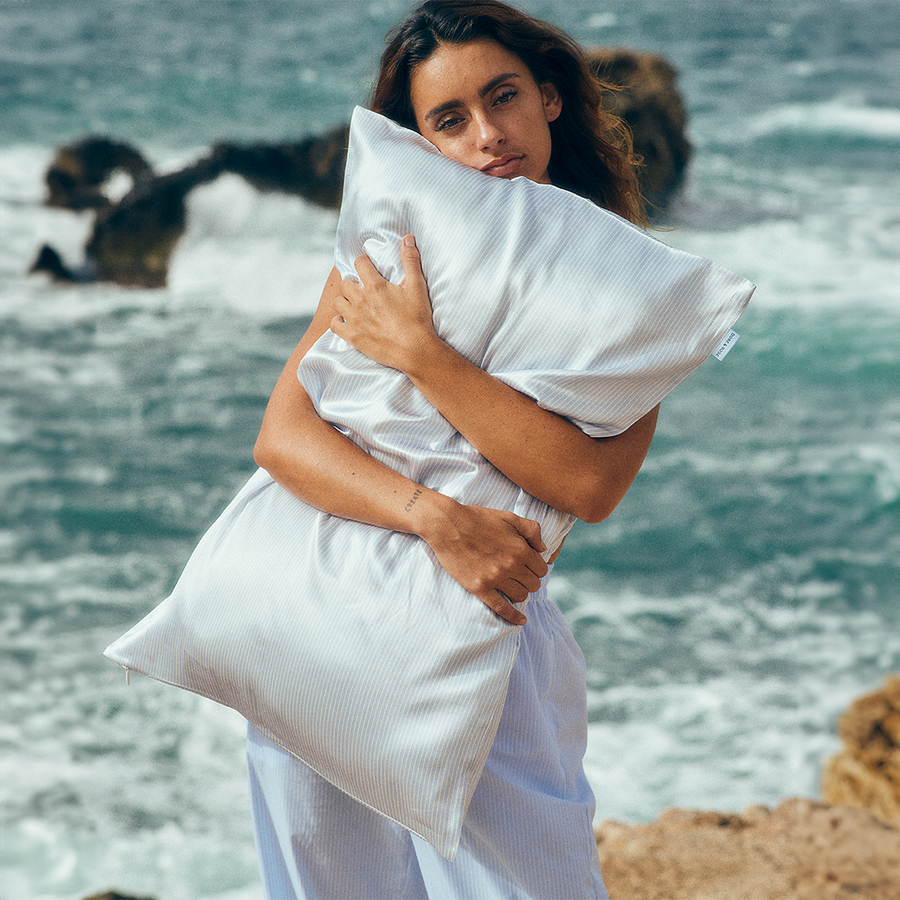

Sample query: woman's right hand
[418,497,548,626]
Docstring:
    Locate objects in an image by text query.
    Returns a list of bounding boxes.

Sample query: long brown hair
[370,0,646,225]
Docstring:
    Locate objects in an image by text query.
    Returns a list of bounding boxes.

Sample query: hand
[422,500,549,626]
[331,235,439,372]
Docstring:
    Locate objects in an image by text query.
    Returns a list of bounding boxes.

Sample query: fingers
[352,253,382,284]
[400,234,426,287]
[332,293,350,317]
[350,236,423,288]
[501,514,549,580]
[329,313,346,337]
[476,588,527,626]
[511,515,547,555]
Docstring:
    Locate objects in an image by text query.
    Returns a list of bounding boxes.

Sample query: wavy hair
[370,0,645,225]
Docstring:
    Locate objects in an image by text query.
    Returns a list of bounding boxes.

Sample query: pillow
[105,106,753,860]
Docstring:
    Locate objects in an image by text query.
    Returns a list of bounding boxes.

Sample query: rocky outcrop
[43,136,152,210]
[31,122,355,288]
[32,154,225,288]
[588,47,692,207]
[821,674,900,829]
[596,798,900,900]
[30,124,349,288]
[210,122,350,210]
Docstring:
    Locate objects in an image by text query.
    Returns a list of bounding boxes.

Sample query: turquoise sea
[2,1,899,897]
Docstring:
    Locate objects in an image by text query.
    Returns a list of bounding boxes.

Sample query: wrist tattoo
[405,488,423,512]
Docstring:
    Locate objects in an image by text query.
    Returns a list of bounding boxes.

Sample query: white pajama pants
[246,587,609,900]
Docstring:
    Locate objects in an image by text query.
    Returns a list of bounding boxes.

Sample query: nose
[474,111,504,151]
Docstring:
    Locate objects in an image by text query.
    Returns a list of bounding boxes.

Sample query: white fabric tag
[712,329,740,360]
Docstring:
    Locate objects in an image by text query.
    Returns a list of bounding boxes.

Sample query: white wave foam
[662,194,900,312]
[169,174,337,318]
[548,573,900,824]
[749,97,900,141]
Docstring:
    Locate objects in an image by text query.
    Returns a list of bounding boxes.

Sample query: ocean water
[1,0,899,898]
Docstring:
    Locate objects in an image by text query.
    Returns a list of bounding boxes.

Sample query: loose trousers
[246,588,609,900]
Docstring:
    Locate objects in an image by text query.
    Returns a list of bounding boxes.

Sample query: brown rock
[588,48,692,207]
[84,156,225,287]
[31,154,226,288]
[822,674,900,828]
[595,797,900,900]
[43,136,152,210]
[29,126,348,289]
[211,122,350,209]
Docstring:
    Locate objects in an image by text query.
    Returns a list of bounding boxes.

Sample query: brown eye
[436,115,463,132]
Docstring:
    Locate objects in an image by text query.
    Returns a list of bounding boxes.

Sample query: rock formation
[595,798,900,900]
[43,136,152,211]
[821,674,900,829]
[30,49,691,289]
[30,124,350,289]
[83,891,157,900]
[210,122,350,210]
[587,47,692,207]
[32,154,224,288]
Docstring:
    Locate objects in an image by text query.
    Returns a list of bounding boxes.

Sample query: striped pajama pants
[246,585,609,900]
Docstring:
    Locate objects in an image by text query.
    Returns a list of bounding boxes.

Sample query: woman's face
[409,38,562,184]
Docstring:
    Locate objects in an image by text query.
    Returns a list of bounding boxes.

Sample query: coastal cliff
[595,798,900,900]
[821,674,900,829]
[597,675,900,899]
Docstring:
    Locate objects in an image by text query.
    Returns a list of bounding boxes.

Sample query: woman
[248,1,655,897]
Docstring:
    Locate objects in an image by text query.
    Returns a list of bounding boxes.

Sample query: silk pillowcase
[105,106,754,861]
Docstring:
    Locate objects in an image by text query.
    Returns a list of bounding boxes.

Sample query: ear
[540,82,562,123]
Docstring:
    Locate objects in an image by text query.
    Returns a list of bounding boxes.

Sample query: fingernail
[403,234,416,248]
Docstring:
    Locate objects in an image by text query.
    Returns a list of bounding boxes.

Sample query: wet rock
[588,47,692,207]
[29,244,88,282]
[821,674,900,828]
[30,126,348,289]
[211,122,350,209]
[595,797,900,900]
[32,154,226,288]
[43,136,152,211]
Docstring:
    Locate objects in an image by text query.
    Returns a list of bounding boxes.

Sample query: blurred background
[1,1,898,897]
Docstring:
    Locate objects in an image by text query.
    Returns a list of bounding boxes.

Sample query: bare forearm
[404,335,658,522]
[254,265,549,625]
[255,390,451,541]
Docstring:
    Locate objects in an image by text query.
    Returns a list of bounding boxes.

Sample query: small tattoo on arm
[405,488,423,512]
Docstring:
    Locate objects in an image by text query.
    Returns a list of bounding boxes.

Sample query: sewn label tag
[712,329,740,361]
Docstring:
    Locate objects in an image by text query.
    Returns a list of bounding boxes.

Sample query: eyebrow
[422,72,521,125]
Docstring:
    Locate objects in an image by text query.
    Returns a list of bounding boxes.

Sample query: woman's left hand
[331,234,439,373]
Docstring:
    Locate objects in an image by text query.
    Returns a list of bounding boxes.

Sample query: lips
[481,154,524,178]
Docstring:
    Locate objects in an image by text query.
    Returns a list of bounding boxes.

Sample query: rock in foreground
[821,674,900,829]
[595,797,900,900]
